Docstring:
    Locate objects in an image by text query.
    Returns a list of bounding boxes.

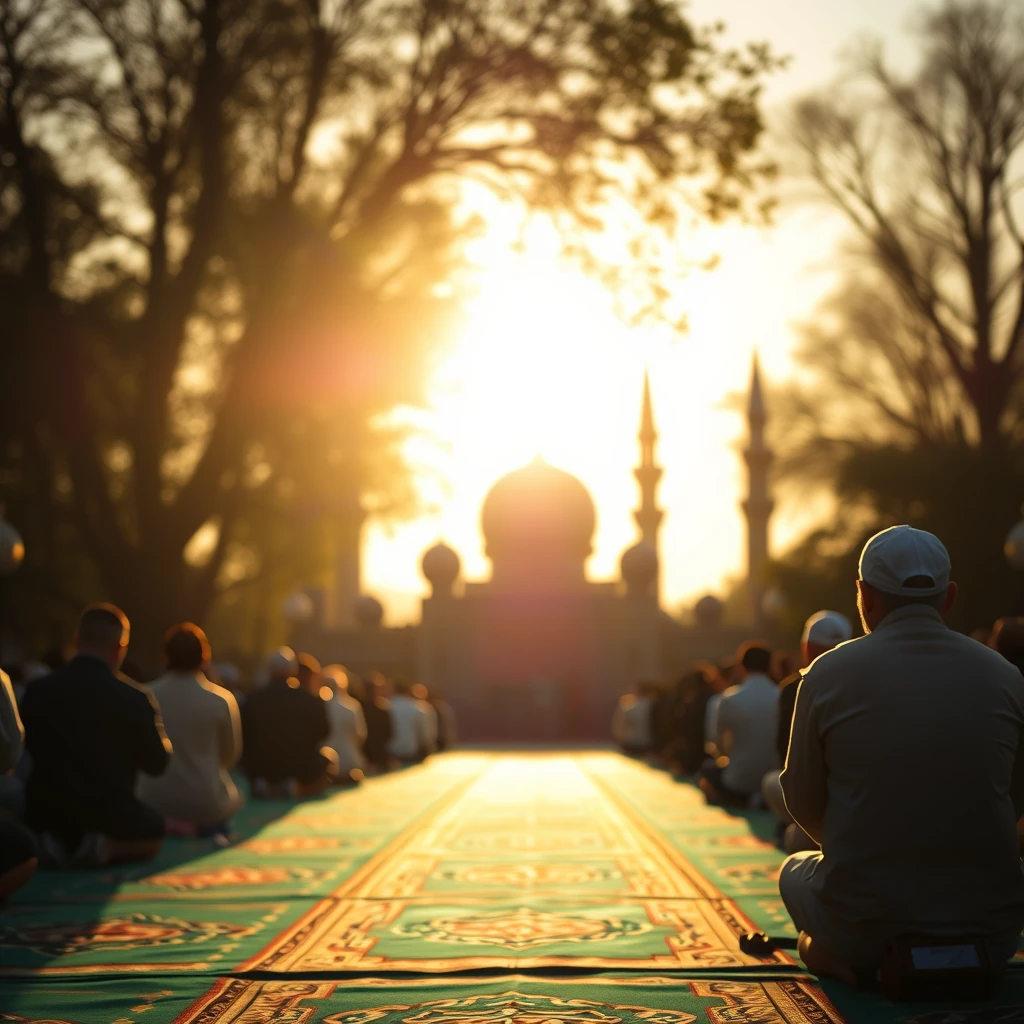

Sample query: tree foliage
[772,0,1024,632]
[0,0,777,655]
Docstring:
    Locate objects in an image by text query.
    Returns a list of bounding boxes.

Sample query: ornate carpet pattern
[2,751,1015,1023]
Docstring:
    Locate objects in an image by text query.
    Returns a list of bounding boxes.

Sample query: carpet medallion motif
[0,913,256,957]
[390,907,650,950]
[323,990,700,1024]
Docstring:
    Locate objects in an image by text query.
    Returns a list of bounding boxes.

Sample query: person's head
[75,603,130,670]
[367,672,391,703]
[266,646,298,685]
[736,641,772,679]
[800,610,853,666]
[411,682,429,701]
[991,618,1024,673]
[296,652,321,693]
[163,622,211,674]
[322,664,349,694]
[856,525,956,633]
[393,678,412,697]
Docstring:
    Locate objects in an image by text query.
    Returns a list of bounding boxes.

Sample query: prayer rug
[9,750,975,1024]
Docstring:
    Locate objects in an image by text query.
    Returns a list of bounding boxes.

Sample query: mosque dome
[354,594,384,629]
[694,594,724,627]
[422,541,461,595]
[620,541,658,594]
[482,459,596,581]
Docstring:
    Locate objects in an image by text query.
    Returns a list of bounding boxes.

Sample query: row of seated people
[0,608,453,894]
[616,525,1024,988]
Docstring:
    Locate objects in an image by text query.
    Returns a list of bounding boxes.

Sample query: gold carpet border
[579,760,726,900]
[172,977,845,1024]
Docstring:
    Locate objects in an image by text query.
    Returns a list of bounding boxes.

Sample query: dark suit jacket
[241,679,329,782]
[21,655,171,840]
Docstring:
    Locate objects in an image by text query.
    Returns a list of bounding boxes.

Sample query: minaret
[743,353,774,625]
[633,370,664,599]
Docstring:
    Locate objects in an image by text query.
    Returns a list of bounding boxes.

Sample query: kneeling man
[781,525,1024,984]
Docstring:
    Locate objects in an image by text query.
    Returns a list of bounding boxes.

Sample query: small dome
[354,594,384,629]
[422,541,461,594]
[620,541,658,593]
[694,594,724,627]
[281,591,314,624]
[482,459,595,580]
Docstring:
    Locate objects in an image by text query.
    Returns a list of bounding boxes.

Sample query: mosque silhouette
[290,361,774,741]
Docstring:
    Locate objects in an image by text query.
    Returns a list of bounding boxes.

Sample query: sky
[361,0,926,625]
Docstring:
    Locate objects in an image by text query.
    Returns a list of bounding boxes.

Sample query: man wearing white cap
[762,610,852,852]
[780,525,1024,985]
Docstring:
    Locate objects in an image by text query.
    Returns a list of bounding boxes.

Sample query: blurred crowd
[0,611,454,896]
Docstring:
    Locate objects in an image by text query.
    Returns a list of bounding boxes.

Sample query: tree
[768,1,1024,631]
[0,0,778,655]
[790,0,1024,451]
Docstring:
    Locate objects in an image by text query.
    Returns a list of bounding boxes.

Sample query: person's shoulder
[719,683,743,702]
[112,672,163,716]
[805,635,867,674]
[954,633,1024,684]
[198,675,239,711]
[778,671,802,692]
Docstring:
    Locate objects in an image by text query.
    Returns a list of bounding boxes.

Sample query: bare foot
[798,931,858,987]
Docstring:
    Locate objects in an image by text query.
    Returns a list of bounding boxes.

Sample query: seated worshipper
[388,680,437,765]
[136,624,243,837]
[612,682,657,756]
[781,525,1024,987]
[762,610,852,853]
[430,690,457,752]
[990,619,1024,856]
[321,664,367,785]
[703,658,736,757]
[664,665,716,777]
[241,648,336,798]
[698,642,778,807]
[991,617,1024,672]
[361,673,393,773]
[22,604,171,867]
[0,668,37,900]
[412,683,439,751]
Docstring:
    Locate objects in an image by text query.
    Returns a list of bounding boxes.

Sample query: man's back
[784,605,1024,934]
[389,695,427,760]
[362,696,392,765]
[716,673,778,793]
[327,694,367,773]
[138,672,241,823]
[22,655,170,837]
[613,695,653,750]
[241,679,328,782]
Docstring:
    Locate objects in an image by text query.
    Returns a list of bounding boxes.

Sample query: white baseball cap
[802,610,853,648]
[858,525,951,597]
[266,646,298,678]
